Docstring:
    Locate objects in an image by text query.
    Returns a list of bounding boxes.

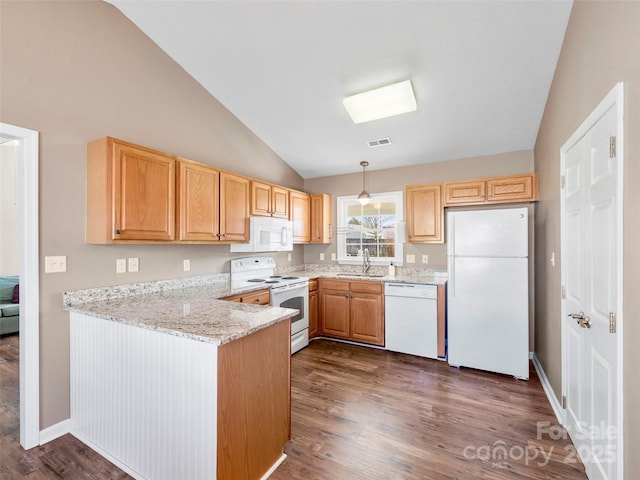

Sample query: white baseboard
[531,353,564,424]
[39,419,70,445]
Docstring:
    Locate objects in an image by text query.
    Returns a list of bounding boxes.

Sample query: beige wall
[304,149,534,270]
[534,1,640,477]
[0,143,20,275]
[0,0,304,428]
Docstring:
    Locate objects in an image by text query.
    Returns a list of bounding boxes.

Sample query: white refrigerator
[447,207,529,379]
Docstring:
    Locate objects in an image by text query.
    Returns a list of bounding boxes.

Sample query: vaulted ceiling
[108,0,572,179]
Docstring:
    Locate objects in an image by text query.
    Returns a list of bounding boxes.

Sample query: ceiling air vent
[367,137,392,148]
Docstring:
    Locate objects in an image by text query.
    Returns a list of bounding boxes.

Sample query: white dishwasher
[385,282,439,359]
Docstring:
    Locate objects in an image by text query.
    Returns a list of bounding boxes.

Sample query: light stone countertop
[64,278,297,346]
[63,267,446,347]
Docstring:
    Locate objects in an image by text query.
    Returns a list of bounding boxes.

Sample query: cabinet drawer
[319,279,349,291]
[350,280,383,294]
[309,279,319,292]
[240,290,270,305]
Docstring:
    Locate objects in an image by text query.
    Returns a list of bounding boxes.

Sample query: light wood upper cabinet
[250,181,289,219]
[290,190,311,243]
[406,183,443,244]
[444,179,486,205]
[220,171,250,242]
[87,137,175,243]
[177,160,249,243]
[310,193,332,244]
[487,173,538,203]
[443,173,539,206]
[177,159,219,242]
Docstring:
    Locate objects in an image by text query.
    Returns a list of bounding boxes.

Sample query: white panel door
[563,102,620,480]
[448,208,528,257]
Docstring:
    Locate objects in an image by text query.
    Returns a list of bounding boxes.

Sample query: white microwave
[230,217,293,253]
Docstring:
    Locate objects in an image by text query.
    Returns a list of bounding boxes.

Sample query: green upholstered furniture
[0,276,20,335]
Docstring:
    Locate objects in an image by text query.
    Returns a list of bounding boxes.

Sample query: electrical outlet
[183,259,191,272]
[287,253,292,262]
[320,253,325,261]
[331,253,336,261]
[422,255,429,264]
[45,255,67,273]
[128,257,139,273]
[406,254,416,264]
[116,258,126,273]
[182,303,191,316]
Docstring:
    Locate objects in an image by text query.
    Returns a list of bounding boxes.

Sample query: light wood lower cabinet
[221,288,270,305]
[217,319,290,480]
[308,279,319,339]
[319,279,384,346]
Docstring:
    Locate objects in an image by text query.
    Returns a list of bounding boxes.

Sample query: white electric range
[230,257,309,354]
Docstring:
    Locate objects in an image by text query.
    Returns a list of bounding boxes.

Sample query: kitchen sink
[336,273,385,278]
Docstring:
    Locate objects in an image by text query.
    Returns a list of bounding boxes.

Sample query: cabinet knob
[115,229,121,235]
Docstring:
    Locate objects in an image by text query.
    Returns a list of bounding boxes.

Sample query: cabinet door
[320,289,350,339]
[250,181,272,217]
[487,173,538,203]
[444,180,486,206]
[310,193,331,243]
[290,190,311,243]
[308,290,319,339]
[177,159,220,242]
[271,186,289,219]
[406,184,443,243]
[350,292,384,346]
[220,172,250,242]
[112,140,175,241]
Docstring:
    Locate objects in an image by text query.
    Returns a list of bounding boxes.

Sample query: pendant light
[357,161,371,205]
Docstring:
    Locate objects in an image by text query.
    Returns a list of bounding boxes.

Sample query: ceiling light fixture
[343,80,417,124]
[357,161,371,205]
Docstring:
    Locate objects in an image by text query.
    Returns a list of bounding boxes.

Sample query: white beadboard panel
[70,313,217,480]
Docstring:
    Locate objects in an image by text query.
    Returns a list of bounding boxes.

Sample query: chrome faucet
[362,248,370,274]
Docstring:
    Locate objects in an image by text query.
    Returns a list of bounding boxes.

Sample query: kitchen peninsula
[64,277,296,480]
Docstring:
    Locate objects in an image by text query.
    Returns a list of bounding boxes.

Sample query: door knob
[568,311,591,328]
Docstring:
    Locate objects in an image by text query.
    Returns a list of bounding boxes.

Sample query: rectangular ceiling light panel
[343,80,417,124]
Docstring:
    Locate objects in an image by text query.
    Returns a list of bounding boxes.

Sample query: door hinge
[561,285,566,299]
[561,175,566,189]
[562,395,567,409]
[609,312,617,334]
[609,136,617,158]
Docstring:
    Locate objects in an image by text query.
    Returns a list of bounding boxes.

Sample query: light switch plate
[406,254,416,264]
[422,255,429,264]
[45,255,67,273]
[128,257,139,273]
[320,253,325,261]
[331,253,336,261]
[183,259,191,272]
[287,253,292,262]
[116,258,126,273]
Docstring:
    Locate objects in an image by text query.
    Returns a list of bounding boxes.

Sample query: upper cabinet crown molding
[87,137,176,244]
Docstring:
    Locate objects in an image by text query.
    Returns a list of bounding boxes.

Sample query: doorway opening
[0,122,40,449]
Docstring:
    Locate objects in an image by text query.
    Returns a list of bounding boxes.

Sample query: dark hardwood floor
[1,335,587,479]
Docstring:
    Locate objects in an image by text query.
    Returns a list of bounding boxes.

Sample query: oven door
[270,282,309,336]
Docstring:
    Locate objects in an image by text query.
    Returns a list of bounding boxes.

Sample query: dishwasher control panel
[384,282,437,299]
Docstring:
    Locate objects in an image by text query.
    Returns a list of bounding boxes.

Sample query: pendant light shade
[357,161,371,205]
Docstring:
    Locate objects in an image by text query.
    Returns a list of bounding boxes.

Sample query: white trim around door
[0,122,40,449]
